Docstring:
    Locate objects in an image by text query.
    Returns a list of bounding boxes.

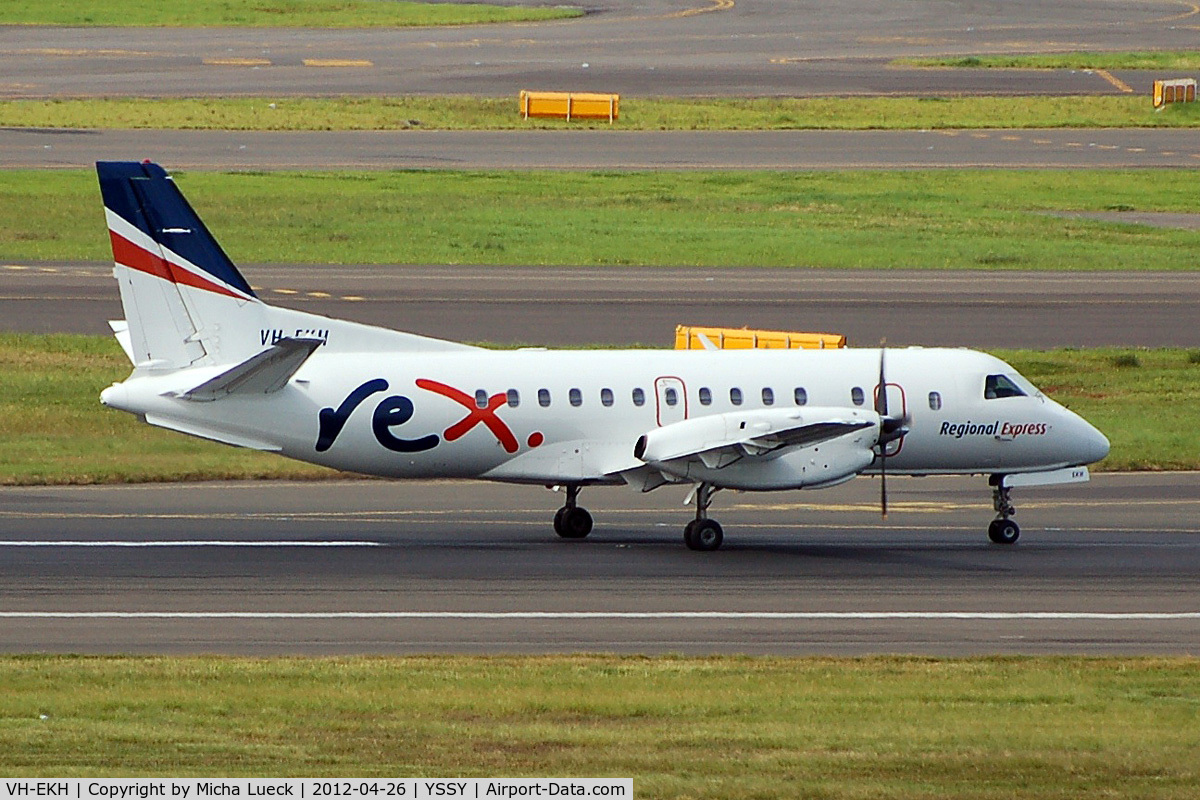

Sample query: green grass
[0,333,332,484]
[3,95,1198,130]
[0,1,581,27]
[1,655,1198,796]
[1001,348,1200,472]
[896,51,1200,70]
[3,169,1200,270]
[1,334,1196,484]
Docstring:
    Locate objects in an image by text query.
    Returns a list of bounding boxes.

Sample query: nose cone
[1083,424,1110,465]
[1072,416,1110,466]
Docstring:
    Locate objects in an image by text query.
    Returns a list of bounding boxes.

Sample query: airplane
[96,161,1110,551]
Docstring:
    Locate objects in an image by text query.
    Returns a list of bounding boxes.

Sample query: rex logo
[316,378,531,454]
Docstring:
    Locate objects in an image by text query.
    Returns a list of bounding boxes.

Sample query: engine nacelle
[635,407,880,491]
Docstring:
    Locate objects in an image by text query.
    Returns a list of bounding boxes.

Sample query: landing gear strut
[988,479,1020,544]
[553,484,593,539]
[683,482,723,551]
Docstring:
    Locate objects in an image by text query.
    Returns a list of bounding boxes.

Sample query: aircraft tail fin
[98,161,479,371]
[98,161,260,370]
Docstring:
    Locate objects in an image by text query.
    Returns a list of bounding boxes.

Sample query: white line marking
[0,540,380,547]
[0,612,1196,620]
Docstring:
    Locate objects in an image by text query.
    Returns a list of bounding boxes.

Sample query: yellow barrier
[675,325,846,350]
[1153,78,1196,108]
[519,91,620,122]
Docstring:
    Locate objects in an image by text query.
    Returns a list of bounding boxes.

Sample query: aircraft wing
[635,407,878,471]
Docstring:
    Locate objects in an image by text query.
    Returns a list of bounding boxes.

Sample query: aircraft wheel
[988,518,1020,544]
[685,519,724,551]
[556,506,593,539]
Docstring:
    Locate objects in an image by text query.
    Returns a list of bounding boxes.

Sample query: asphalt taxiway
[6,263,1198,349]
[1,474,1196,655]
[8,128,1200,171]
[3,0,1197,98]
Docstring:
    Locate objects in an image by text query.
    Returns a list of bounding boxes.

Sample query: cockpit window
[984,374,1026,400]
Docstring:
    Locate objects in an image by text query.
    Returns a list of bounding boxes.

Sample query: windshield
[1008,372,1043,398]
[984,374,1026,400]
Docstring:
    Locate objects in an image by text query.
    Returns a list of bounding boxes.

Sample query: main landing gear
[988,479,1020,544]
[553,484,593,539]
[550,482,726,550]
[683,482,724,551]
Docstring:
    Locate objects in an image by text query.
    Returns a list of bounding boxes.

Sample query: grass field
[895,51,1200,70]
[3,169,1200,270]
[0,334,330,484]
[2,654,1198,797]
[1,334,1196,484]
[0,1,581,27]
[2,95,1198,131]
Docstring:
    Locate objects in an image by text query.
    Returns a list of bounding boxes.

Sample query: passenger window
[928,391,942,411]
[985,374,1026,400]
[474,389,488,409]
[730,387,743,406]
[699,387,712,406]
[600,388,614,407]
[664,387,678,406]
[569,388,583,407]
[632,387,645,407]
[794,387,807,406]
[506,389,520,408]
[538,388,551,408]
[851,387,865,406]
[762,387,774,406]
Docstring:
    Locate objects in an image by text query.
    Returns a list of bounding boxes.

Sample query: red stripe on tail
[109,230,246,300]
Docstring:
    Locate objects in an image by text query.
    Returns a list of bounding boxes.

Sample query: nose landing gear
[985,468,1093,545]
[988,480,1020,544]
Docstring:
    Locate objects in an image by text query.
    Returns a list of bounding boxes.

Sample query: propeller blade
[877,338,891,519]
[875,338,911,447]
[881,453,888,519]
[876,339,889,419]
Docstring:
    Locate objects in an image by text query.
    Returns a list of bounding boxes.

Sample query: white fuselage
[103,345,1110,489]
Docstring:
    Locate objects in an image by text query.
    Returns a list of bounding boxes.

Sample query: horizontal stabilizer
[181,337,323,401]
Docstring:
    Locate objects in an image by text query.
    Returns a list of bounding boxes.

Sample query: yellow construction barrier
[675,325,846,351]
[519,91,620,122]
[1153,78,1196,108]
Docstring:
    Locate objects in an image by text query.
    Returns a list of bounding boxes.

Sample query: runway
[2,0,1197,98]
[6,263,1198,349]
[0,473,1196,654]
[8,128,1200,171]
